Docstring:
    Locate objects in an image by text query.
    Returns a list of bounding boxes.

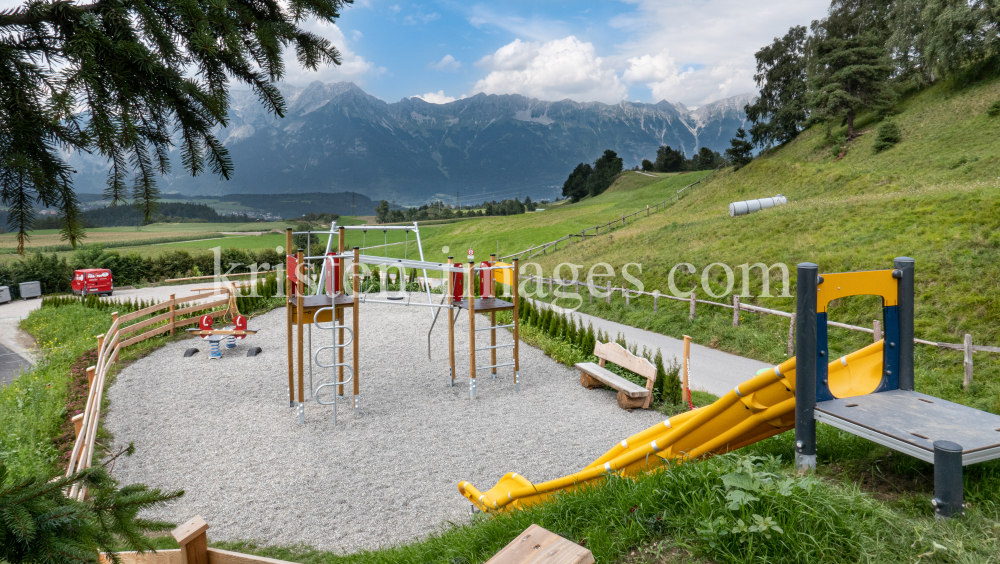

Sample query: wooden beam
[172,516,209,564]
[485,524,593,564]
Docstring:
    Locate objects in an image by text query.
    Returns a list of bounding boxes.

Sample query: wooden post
[548,277,553,296]
[172,516,209,564]
[682,335,691,405]
[72,413,84,438]
[169,293,176,336]
[963,333,973,389]
[352,247,360,407]
[732,295,740,326]
[625,288,630,306]
[787,313,796,357]
[447,257,455,385]
[873,319,882,343]
[512,259,520,391]
[96,334,105,361]
[286,228,294,407]
[296,249,305,420]
[467,262,476,398]
[606,282,611,304]
[689,292,696,320]
[647,204,649,216]
[621,213,625,226]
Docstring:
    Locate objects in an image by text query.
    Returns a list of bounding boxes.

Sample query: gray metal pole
[795,262,819,472]
[932,441,964,518]
[894,257,915,391]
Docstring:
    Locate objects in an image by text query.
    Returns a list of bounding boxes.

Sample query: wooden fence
[500,171,716,262]
[525,274,993,387]
[65,288,235,499]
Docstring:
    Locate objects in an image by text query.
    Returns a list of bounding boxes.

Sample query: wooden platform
[485,524,593,564]
[453,297,515,312]
[815,390,1000,465]
[289,294,354,324]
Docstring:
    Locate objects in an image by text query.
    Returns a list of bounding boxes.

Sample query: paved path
[0,282,225,386]
[535,300,772,397]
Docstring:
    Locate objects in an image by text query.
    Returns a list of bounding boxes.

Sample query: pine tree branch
[0,1,103,27]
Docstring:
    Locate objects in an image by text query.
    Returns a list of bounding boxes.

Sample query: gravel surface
[105,303,663,552]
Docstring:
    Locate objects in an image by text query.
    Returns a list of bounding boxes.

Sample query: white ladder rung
[476,323,514,332]
[476,362,515,371]
[475,343,515,351]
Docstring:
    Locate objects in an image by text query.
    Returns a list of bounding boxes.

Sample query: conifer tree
[0,461,181,564]
[725,128,755,169]
[1,0,353,251]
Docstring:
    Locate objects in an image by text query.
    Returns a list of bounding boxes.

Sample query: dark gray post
[894,257,915,391]
[795,262,819,472]
[932,441,964,518]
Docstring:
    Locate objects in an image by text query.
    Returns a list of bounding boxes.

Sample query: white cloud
[471,37,626,103]
[414,91,459,104]
[351,29,364,41]
[610,0,828,104]
[428,54,462,72]
[622,51,695,102]
[279,22,385,86]
[389,4,401,14]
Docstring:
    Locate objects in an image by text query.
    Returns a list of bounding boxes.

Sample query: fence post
[86,366,95,388]
[682,335,692,405]
[589,282,593,304]
[688,292,696,320]
[647,205,649,217]
[172,516,209,564]
[732,295,740,326]
[169,293,176,336]
[606,282,612,304]
[963,334,973,389]
[787,313,795,357]
[625,288,630,307]
[873,319,881,342]
[622,214,625,226]
[548,277,553,295]
[653,290,659,312]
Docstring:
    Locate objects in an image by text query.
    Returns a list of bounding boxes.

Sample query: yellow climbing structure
[458,340,886,512]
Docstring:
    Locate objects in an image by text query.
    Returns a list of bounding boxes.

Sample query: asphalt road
[0,282,222,387]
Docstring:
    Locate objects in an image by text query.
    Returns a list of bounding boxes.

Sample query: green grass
[505,76,1000,418]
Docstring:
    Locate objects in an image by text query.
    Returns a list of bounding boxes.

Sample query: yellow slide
[459,340,886,512]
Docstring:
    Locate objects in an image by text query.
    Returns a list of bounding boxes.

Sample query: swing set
[285,222,521,425]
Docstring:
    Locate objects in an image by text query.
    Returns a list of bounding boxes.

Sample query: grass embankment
[509,77,1000,415]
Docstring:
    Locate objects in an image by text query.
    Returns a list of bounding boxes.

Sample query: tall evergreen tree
[585,150,624,197]
[561,163,593,202]
[654,145,686,172]
[0,0,352,252]
[744,25,810,149]
[725,127,755,169]
[808,32,895,138]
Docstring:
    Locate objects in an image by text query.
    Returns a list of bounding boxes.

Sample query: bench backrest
[594,341,657,381]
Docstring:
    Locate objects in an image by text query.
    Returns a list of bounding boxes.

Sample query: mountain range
[66,82,754,206]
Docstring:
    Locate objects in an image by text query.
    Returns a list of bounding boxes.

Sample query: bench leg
[616,392,646,410]
[580,372,604,389]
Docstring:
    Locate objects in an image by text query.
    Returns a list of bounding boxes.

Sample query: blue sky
[0,0,833,106]
[281,0,832,106]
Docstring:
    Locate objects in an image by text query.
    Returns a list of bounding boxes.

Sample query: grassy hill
[407,76,1000,413]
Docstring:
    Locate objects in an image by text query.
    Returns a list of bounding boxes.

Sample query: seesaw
[185,313,262,359]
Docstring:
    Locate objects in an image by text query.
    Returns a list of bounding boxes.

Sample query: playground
[103,302,663,551]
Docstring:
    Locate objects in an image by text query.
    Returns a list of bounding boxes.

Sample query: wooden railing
[65,288,234,499]
[501,170,717,261]
[525,275,993,387]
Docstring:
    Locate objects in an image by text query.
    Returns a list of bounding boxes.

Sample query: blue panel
[816,312,834,402]
[874,305,900,392]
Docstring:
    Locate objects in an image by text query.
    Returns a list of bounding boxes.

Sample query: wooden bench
[486,524,594,564]
[576,341,657,410]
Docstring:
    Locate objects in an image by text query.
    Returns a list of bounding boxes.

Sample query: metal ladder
[312,306,355,425]
[471,316,518,398]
